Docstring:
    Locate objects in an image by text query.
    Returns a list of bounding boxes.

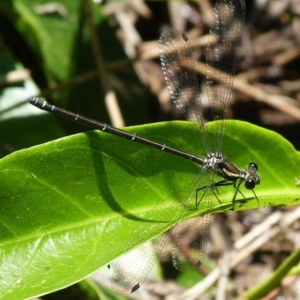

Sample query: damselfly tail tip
[28,96,39,105]
[29,97,47,109]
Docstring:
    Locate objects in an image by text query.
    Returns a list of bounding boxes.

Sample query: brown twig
[179,208,300,300]
[83,0,124,127]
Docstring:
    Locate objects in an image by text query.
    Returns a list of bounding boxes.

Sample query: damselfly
[29,0,260,294]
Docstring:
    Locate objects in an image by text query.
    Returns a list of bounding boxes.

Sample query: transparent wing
[171,178,213,272]
[159,28,211,155]
[112,0,246,294]
[206,0,245,152]
[171,214,211,271]
[111,168,209,294]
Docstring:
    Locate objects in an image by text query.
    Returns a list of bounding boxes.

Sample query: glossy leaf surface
[0,120,299,299]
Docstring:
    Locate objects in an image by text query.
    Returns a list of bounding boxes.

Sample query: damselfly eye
[245,179,256,190]
[249,162,258,171]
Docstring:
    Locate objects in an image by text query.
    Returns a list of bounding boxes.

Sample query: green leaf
[13,0,86,81]
[2,0,109,83]
[0,120,299,299]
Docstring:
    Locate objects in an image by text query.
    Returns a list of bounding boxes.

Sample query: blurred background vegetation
[0,0,300,299]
